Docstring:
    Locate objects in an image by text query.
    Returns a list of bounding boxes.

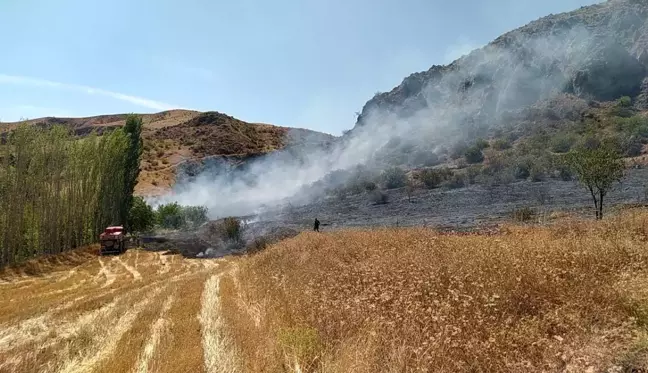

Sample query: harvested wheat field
[0,247,236,373]
[6,211,648,373]
[221,210,648,373]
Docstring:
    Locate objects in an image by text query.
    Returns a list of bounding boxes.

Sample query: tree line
[0,115,143,267]
[129,198,208,232]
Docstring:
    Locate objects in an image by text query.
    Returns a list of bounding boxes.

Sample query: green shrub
[156,202,184,229]
[420,169,442,189]
[513,162,531,180]
[363,181,377,191]
[550,134,577,153]
[477,170,515,186]
[474,138,490,150]
[634,126,648,141]
[382,167,407,189]
[528,132,552,150]
[464,146,485,164]
[420,168,452,189]
[248,236,269,253]
[492,138,512,150]
[616,115,648,140]
[128,197,156,233]
[618,96,632,108]
[155,203,209,230]
[181,205,209,228]
[222,217,242,242]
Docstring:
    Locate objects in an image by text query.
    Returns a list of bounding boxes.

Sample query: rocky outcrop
[355,0,648,131]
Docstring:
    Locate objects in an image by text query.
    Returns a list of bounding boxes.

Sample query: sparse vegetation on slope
[221,210,648,372]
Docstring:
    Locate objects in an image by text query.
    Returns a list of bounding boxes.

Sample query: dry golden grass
[221,209,648,372]
[0,247,232,373]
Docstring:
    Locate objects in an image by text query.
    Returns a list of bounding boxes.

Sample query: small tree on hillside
[566,144,624,220]
[405,180,415,203]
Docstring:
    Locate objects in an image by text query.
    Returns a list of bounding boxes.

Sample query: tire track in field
[133,293,176,373]
[0,257,180,354]
[157,252,170,275]
[54,285,167,373]
[199,274,240,373]
[0,250,226,373]
[96,257,116,288]
[115,256,142,281]
[0,277,154,354]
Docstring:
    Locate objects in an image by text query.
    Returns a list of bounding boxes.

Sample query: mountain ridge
[356,0,648,134]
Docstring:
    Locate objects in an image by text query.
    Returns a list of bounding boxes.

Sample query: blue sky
[0,0,599,134]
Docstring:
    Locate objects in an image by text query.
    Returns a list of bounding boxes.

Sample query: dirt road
[0,248,233,373]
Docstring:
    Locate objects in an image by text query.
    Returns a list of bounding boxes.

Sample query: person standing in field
[313,218,320,232]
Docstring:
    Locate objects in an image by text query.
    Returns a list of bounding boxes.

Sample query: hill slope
[0,110,334,196]
[355,0,648,138]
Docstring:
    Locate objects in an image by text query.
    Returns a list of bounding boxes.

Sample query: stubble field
[0,248,237,373]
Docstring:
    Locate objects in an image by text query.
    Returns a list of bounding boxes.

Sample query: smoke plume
[151,22,645,218]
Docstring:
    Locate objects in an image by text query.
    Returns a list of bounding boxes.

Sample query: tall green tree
[0,124,131,267]
[566,143,625,220]
[120,114,144,230]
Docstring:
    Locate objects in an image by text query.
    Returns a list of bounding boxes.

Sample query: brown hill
[0,110,334,196]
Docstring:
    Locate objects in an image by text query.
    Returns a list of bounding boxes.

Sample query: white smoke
[150,24,634,218]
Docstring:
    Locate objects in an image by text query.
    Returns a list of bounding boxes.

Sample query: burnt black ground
[258,168,648,231]
[145,168,648,257]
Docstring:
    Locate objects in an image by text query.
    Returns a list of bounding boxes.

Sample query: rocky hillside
[0,110,334,196]
[355,0,648,136]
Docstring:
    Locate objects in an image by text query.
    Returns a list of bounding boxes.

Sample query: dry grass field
[0,247,238,373]
[5,210,648,372]
[221,210,648,373]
